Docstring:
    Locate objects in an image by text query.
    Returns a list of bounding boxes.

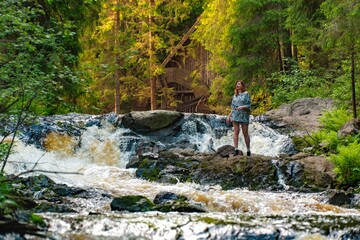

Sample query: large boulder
[280,153,336,190]
[262,98,334,136]
[121,110,184,133]
[134,149,337,192]
[337,118,360,138]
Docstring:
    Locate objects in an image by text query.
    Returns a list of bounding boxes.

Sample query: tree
[0,0,100,170]
[191,0,236,105]
[286,0,327,69]
[114,0,122,113]
[79,0,202,113]
[320,0,360,118]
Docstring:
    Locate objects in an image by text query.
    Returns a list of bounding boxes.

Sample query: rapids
[3,113,360,239]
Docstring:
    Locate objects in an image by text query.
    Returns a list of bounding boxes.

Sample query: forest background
[1,0,360,187]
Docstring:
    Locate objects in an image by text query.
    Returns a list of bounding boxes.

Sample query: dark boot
[233,149,239,156]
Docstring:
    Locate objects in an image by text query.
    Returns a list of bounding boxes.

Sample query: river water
[3,113,360,239]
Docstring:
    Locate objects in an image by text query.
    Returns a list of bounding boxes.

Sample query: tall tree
[0,0,100,115]
[320,0,360,118]
[79,0,202,113]
[114,0,121,113]
[191,0,236,105]
[286,0,327,69]
[149,0,157,110]
[193,0,289,101]
[0,0,100,170]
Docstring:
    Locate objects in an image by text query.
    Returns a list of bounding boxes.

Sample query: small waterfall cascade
[2,113,360,239]
[6,113,295,172]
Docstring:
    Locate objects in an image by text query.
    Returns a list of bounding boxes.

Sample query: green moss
[137,158,161,181]
[30,213,46,227]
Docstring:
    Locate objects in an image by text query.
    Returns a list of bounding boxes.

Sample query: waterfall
[2,113,359,240]
[7,113,295,171]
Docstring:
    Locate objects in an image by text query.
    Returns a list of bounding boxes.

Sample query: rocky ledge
[128,146,336,191]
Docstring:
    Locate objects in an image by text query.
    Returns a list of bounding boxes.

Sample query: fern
[319,108,353,132]
[329,141,360,187]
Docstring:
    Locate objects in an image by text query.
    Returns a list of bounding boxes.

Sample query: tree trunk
[277,36,283,72]
[149,0,157,110]
[290,30,298,62]
[282,29,293,72]
[351,49,357,118]
[114,0,121,114]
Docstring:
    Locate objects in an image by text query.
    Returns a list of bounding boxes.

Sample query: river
[4,113,360,239]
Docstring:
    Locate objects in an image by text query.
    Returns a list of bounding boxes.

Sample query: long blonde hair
[234,81,246,96]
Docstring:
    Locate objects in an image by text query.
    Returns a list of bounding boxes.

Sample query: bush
[299,109,353,154]
[0,174,17,217]
[329,141,360,187]
[269,67,331,108]
[319,108,353,132]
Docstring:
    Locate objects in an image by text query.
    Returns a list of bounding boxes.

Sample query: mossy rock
[110,195,155,212]
[122,110,183,133]
[135,158,161,181]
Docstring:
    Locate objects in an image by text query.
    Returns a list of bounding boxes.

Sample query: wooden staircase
[175,95,210,113]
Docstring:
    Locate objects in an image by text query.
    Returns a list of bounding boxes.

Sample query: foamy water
[3,114,360,239]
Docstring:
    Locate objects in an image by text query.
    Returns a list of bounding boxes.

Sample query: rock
[326,191,354,207]
[216,145,235,158]
[281,155,336,190]
[122,110,184,133]
[154,201,206,213]
[153,191,187,204]
[296,156,336,189]
[192,154,279,190]
[110,195,155,212]
[134,149,337,192]
[262,98,334,136]
[153,192,206,213]
[337,118,360,138]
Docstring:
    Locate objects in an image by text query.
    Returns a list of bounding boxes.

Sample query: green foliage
[294,108,359,188]
[319,108,353,132]
[303,130,339,154]
[329,68,360,110]
[329,141,360,187]
[0,174,17,216]
[269,66,331,108]
[0,0,101,115]
[30,213,46,227]
[78,0,203,113]
[320,0,360,50]
[0,143,10,163]
[223,0,289,92]
[300,108,352,154]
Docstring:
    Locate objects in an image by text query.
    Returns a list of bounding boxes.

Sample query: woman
[226,80,251,156]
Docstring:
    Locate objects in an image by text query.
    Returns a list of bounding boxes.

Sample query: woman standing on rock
[226,80,251,156]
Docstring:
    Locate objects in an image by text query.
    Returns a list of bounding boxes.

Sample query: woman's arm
[226,110,232,124]
[236,92,250,110]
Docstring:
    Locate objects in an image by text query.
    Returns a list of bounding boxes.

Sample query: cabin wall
[160,42,215,113]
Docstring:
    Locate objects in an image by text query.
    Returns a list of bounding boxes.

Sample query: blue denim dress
[230,91,251,124]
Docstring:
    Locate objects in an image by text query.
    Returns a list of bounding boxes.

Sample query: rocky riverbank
[1,98,359,238]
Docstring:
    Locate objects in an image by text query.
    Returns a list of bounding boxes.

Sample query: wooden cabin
[131,19,216,113]
[158,19,216,113]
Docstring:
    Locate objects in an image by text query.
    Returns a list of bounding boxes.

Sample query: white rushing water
[3,114,360,239]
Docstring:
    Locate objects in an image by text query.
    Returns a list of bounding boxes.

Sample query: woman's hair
[234,81,246,96]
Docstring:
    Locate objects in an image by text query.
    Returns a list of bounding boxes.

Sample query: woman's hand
[226,117,231,125]
[236,106,245,110]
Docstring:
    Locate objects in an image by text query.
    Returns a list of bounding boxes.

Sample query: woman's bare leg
[233,122,240,149]
[241,124,250,151]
